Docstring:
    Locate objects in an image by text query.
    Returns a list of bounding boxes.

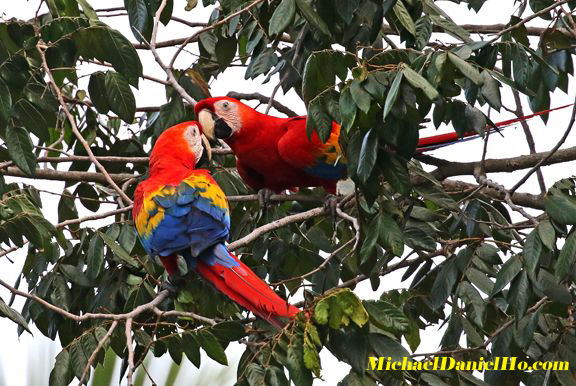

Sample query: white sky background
[1,1,575,385]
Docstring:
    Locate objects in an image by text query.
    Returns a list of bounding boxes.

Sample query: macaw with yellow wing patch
[195,97,573,198]
[133,121,299,326]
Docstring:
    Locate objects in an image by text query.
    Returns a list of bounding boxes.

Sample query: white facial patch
[184,124,204,164]
[214,100,242,133]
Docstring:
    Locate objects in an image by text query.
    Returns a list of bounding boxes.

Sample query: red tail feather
[417,104,574,152]
[196,252,299,327]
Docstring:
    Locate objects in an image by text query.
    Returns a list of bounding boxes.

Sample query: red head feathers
[148,121,212,174]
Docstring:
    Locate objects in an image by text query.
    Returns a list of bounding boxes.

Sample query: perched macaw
[133,121,299,326]
[195,97,572,194]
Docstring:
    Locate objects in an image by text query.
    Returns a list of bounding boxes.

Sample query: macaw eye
[222,101,230,110]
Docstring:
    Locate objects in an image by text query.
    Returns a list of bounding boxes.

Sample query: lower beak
[201,133,212,162]
[198,109,216,142]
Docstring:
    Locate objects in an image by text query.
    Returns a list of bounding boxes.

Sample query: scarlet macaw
[133,122,299,326]
[194,97,571,194]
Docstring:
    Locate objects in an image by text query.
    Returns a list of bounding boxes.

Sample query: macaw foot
[323,194,339,223]
[161,274,185,296]
[257,188,274,209]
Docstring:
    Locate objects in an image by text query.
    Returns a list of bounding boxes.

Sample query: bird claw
[323,194,339,224]
[161,275,184,296]
[257,188,274,209]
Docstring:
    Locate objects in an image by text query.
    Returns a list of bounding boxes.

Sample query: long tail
[195,244,300,327]
[416,104,574,153]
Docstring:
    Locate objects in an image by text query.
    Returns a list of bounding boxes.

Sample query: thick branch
[0,166,134,184]
[442,179,544,210]
[427,146,576,181]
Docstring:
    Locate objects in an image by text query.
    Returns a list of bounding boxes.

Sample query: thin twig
[152,307,216,325]
[512,90,546,194]
[228,206,326,251]
[36,43,133,205]
[168,0,265,69]
[78,321,119,386]
[510,99,576,194]
[125,318,135,386]
[487,0,572,43]
[271,238,355,286]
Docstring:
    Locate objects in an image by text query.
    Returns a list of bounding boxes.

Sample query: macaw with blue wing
[133,122,299,326]
[195,97,574,197]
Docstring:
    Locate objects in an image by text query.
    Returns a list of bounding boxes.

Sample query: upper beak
[198,109,216,142]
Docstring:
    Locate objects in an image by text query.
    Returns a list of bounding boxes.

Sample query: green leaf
[0,297,31,333]
[383,71,402,121]
[182,333,201,367]
[286,335,313,386]
[99,231,139,268]
[314,288,368,328]
[508,270,529,317]
[448,52,483,85]
[295,0,331,37]
[356,129,378,184]
[0,78,12,122]
[57,189,78,230]
[339,88,357,132]
[537,220,555,250]
[379,214,404,256]
[555,232,576,279]
[104,72,136,123]
[75,183,100,212]
[430,258,458,309]
[210,321,246,341]
[197,331,227,365]
[363,300,409,333]
[51,274,71,311]
[77,0,99,21]
[381,153,412,195]
[302,50,352,105]
[74,26,143,86]
[49,350,72,386]
[523,229,542,273]
[491,256,522,296]
[5,126,37,175]
[545,189,576,225]
[350,80,371,113]
[269,0,296,35]
[88,72,110,114]
[393,0,416,36]
[480,71,501,110]
[370,333,411,362]
[215,36,237,68]
[245,49,278,79]
[87,234,105,280]
[124,0,149,42]
[118,224,138,253]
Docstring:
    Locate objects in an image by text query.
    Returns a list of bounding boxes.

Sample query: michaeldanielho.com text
[367,357,569,371]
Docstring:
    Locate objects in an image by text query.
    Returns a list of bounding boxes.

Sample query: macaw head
[194,97,252,141]
[149,121,212,171]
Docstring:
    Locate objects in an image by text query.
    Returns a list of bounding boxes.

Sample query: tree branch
[228,206,327,251]
[426,145,576,181]
[227,91,298,117]
[510,100,576,193]
[37,43,133,205]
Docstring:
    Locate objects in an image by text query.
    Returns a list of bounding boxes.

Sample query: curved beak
[200,133,212,162]
[198,109,216,142]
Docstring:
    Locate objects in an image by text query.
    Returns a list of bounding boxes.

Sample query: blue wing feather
[138,175,230,260]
